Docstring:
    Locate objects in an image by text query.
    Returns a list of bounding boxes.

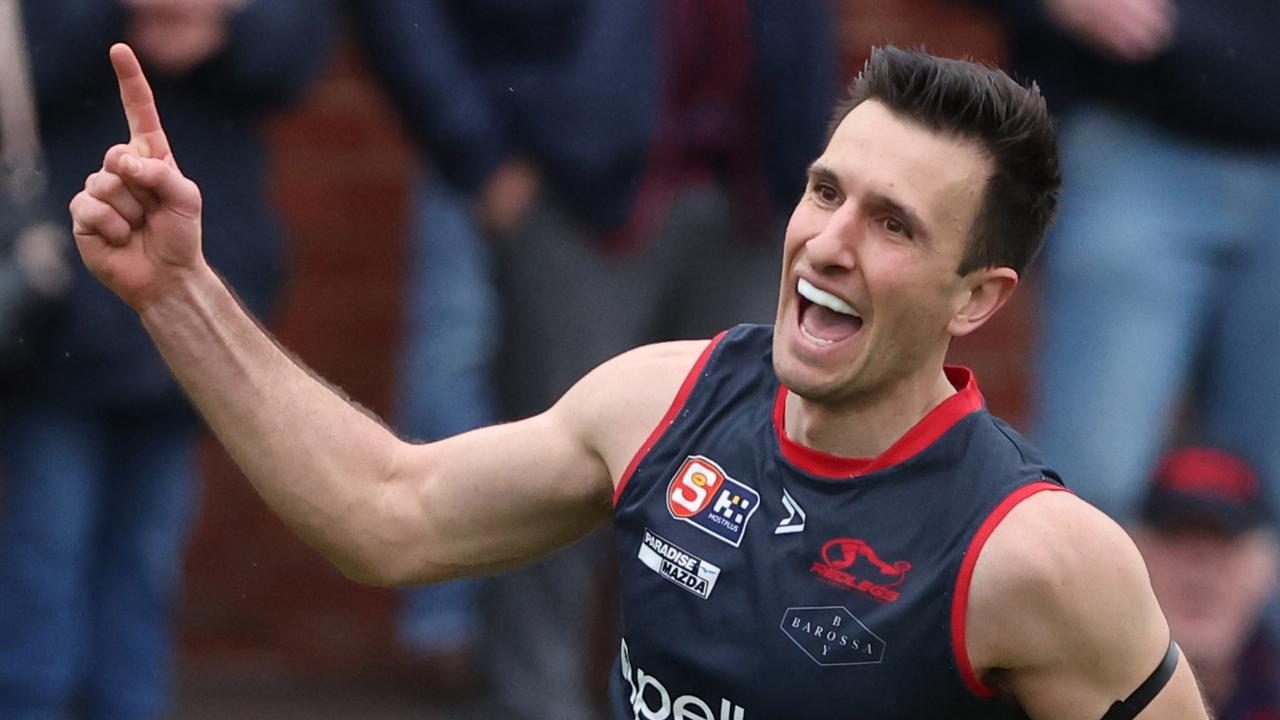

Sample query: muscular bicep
[365,340,706,586]
[971,492,1211,719]
[390,409,616,583]
[1009,620,1206,720]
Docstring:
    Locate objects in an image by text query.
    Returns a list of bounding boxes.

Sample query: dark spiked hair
[832,46,1060,275]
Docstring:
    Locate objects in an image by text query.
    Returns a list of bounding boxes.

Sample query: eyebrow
[806,162,930,240]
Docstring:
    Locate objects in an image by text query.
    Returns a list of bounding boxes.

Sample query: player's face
[772,100,994,406]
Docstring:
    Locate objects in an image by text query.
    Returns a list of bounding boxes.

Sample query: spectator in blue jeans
[388,179,505,681]
[346,0,540,687]
[973,0,1280,524]
[0,2,332,717]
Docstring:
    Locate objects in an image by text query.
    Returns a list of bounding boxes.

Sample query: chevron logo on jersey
[666,455,761,547]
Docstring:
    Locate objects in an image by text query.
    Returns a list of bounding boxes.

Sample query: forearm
[139,263,403,583]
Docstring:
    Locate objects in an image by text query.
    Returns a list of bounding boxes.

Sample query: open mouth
[797,278,863,345]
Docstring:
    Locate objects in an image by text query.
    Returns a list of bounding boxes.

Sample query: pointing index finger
[109,43,172,161]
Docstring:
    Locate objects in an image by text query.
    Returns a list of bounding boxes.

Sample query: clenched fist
[69,43,206,311]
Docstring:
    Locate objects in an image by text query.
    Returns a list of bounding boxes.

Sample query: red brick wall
[182,3,1025,668]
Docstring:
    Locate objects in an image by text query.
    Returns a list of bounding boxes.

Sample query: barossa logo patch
[781,606,885,666]
[666,455,760,547]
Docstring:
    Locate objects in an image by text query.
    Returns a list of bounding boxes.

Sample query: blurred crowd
[0,0,1276,719]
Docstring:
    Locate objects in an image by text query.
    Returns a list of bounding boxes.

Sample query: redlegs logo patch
[811,537,912,602]
[667,456,760,547]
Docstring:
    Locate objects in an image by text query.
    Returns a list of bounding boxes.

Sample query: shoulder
[554,339,717,485]
[968,491,1159,654]
[564,339,714,409]
[966,490,1172,715]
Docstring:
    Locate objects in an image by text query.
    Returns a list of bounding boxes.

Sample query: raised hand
[69,43,205,310]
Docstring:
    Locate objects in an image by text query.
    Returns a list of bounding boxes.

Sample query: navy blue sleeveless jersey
[609,324,1065,720]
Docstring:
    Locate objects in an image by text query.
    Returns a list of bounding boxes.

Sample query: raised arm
[68,44,695,586]
[965,491,1210,719]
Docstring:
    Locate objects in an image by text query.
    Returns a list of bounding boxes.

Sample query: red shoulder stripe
[951,480,1069,697]
[613,332,727,507]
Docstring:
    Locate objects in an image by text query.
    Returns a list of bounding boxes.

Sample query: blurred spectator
[973,0,1280,524]
[0,2,333,717]
[349,1,836,717]
[1133,447,1280,719]
[345,0,526,691]
[384,182,501,698]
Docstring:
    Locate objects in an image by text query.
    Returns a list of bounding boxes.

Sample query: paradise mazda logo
[637,528,722,600]
[666,455,760,547]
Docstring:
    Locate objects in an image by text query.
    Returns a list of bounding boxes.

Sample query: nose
[801,204,859,272]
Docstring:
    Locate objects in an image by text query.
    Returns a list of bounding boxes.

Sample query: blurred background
[181,2,1008,713]
[3,0,1278,718]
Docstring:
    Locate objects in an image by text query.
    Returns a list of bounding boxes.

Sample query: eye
[881,216,911,238]
[812,182,840,205]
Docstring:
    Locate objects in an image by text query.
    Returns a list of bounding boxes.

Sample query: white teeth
[797,278,858,317]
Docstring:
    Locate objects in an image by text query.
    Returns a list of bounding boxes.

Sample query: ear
[946,267,1018,338]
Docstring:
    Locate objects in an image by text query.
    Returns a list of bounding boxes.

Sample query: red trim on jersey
[951,480,1068,698]
[613,332,727,507]
[773,366,985,478]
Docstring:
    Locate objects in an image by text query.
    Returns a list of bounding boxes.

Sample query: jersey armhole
[612,331,728,507]
[950,480,1070,697]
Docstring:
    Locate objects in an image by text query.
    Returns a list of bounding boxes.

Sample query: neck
[785,367,958,459]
